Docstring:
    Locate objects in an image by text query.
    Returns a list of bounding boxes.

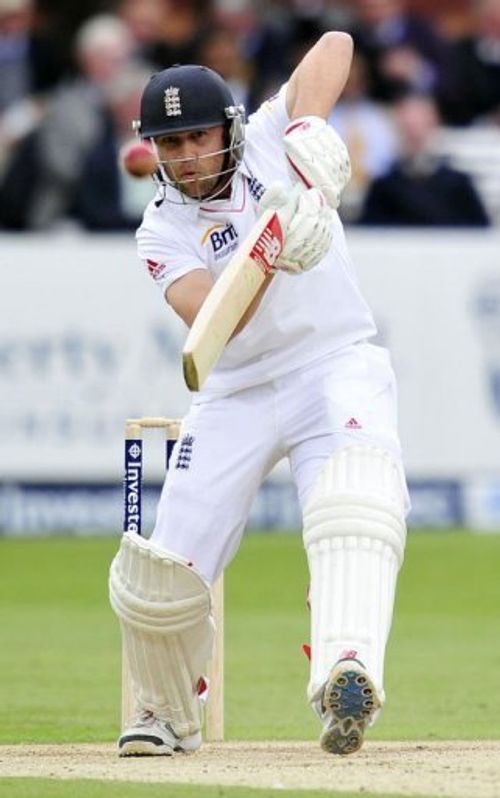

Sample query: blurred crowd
[1,0,499,231]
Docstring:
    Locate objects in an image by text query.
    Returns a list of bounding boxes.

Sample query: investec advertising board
[1,231,499,532]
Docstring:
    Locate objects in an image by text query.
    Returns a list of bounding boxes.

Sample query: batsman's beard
[152,144,242,202]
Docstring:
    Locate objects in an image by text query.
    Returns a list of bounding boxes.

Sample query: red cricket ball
[120,140,158,178]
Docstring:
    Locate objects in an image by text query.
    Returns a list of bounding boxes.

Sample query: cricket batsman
[109,30,410,757]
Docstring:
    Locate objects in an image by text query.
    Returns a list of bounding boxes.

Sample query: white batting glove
[283,116,351,210]
[258,182,332,275]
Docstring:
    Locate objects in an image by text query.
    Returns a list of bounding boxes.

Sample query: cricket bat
[182,208,287,391]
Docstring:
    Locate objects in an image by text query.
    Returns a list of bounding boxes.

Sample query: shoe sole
[320,661,380,756]
[119,736,173,757]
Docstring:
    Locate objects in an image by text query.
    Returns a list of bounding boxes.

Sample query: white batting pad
[109,532,214,737]
[303,446,406,700]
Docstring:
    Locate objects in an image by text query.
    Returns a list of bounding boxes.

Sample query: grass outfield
[0,530,499,746]
[0,779,414,798]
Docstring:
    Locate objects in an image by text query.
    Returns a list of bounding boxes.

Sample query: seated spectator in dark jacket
[439,0,500,126]
[360,92,490,226]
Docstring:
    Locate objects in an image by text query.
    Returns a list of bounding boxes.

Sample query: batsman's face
[154,126,226,199]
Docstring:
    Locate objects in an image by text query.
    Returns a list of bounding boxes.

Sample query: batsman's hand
[258,182,332,275]
[283,116,351,210]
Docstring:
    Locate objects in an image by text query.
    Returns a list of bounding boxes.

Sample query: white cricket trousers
[151,342,409,584]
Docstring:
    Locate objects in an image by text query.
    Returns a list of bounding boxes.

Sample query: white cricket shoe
[318,655,382,755]
[118,710,202,757]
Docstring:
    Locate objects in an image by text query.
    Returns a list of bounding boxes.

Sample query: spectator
[439,0,500,126]
[360,92,490,226]
[0,0,66,112]
[117,0,169,70]
[72,65,156,231]
[244,13,319,112]
[0,14,139,229]
[329,51,397,221]
[352,0,449,102]
[147,0,216,69]
[196,26,251,109]
[0,0,68,175]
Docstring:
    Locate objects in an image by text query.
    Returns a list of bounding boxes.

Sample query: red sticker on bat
[249,213,285,274]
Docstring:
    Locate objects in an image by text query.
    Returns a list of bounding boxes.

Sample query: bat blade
[182,209,285,391]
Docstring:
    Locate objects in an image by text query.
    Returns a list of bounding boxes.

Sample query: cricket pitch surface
[1,740,499,797]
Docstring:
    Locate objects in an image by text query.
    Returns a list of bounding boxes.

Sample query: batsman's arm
[166,269,213,329]
[166,267,272,337]
[284,32,353,209]
[286,31,353,120]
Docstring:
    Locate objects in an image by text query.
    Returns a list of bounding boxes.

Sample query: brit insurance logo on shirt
[202,222,239,262]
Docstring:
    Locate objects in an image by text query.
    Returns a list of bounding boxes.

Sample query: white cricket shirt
[137,84,377,398]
